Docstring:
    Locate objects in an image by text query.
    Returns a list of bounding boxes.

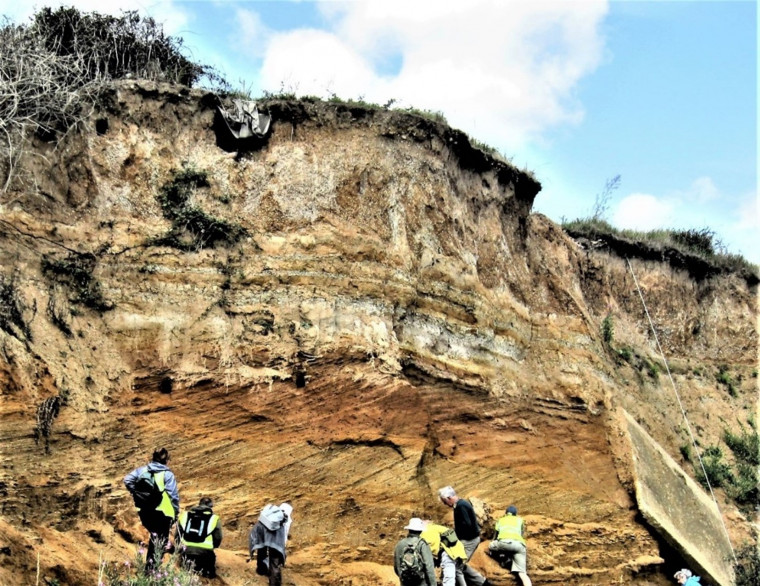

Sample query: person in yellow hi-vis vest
[124,448,180,574]
[488,506,532,586]
[420,522,469,586]
[176,497,223,578]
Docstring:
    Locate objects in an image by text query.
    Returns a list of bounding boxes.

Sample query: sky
[2,0,757,263]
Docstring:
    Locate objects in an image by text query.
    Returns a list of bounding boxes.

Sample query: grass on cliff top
[242,86,521,168]
[562,218,757,275]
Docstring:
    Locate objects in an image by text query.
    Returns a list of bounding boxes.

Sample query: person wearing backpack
[488,506,532,586]
[175,496,223,578]
[248,502,293,586]
[420,522,468,586]
[438,486,490,586]
[393,517,437,586]
[124,448,180,573]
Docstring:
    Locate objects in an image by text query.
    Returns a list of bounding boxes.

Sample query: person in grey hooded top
[124,448,180,573]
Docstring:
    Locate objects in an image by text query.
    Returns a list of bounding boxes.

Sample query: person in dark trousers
[176,496,223,578]
[249,503,293,586]
[393,517,438,586]
[124,448,180,574]
[439,486,490,586]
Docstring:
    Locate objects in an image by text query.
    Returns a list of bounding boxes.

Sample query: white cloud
[735,192,758,231]
[234,8,272,60]
[613,193,675,231]
[261,29,388,99]
[250,0,609,151]
[611,181,759,264]
[681,176,720,203]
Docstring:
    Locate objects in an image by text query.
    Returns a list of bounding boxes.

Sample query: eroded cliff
[0,81,756,586]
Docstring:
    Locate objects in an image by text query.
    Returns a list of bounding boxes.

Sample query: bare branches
[0,8,226,193]
[0,18,102,191]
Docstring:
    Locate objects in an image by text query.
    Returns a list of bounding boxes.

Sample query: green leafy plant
[733,541,760,586]
[695,445,734,489]
[154,164,247,250]
[641,357,660,380]
[601,314,614,345]
[724,427,759,467]
[679,443,692,462]
[100,541,203,586]
[716,365,737,397]
[617,346,632,362]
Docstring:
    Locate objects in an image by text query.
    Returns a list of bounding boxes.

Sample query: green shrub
[724,427,759,467]
[716,366,737,397]
[733,541,760,586]
[679,443,692,462]
[155,164,247,250]
[671,227,721,257]
[601,314,614,345]
[695,445,734,489]
[727,461,759,507]
[643,358,660,380]
[617,347,632,362]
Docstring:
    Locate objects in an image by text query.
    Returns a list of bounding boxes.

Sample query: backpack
[259,504,286,531]
[440,528,458,548]
[399,537,426,584]
[182,509,212,543]
[131,470,163,510]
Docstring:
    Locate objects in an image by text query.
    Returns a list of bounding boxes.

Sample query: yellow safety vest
[153,472,176,520]
[421,523,467,561]
[178,510,219,550]
[494,515,525,544]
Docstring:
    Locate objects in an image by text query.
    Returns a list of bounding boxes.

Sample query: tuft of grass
[716,365,738,397]
[562,217,758,277]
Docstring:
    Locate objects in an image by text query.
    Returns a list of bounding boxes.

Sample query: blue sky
[4,0,757,263]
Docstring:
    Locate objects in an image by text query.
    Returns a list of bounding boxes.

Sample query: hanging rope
[626,258,737,564]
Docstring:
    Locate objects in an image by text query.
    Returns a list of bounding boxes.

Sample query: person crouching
[176,496,223,578]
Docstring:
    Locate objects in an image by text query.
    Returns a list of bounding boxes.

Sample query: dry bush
[0,8,225,192]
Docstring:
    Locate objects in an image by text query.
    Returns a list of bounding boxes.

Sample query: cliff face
[0,81,756,586]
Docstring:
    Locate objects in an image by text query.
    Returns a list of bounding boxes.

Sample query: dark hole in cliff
[95,118,109,135]
[295,369,307,388]
[159,377,173,394]
[86,529,105,544]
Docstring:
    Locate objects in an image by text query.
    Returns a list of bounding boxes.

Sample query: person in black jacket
[124,448,180,573]
[176,497,223,578]
[439,486,491,586]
